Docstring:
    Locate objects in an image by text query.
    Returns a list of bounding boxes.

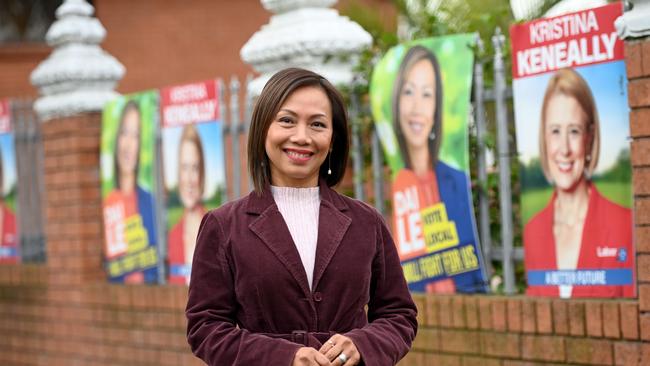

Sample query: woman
[186,68,417,366]
[0,149,17,264]
[391,45,483,293]
[103,100,158,283]
[168,125,206,285]
[524,68,633,298]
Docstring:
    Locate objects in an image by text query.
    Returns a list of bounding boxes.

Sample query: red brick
[478,297,493,330]
[629,79,650,108]
[603,302,621,338]
[427,353,461,366]
[636,198,650,226]
[566,338,613,365]
[451,296,466,328]
[626,41,643,79]
[398,350,424,366]
[439,329,479,354]
[630,108,650,138]
[641,285,650,311]
[586,301,604,337]
[536,300,552,334]
[639,255,650,282]
[439,296,453,327]
[521,334,566,362]
[641,313,650,341]
[569,301,586,336]
[552,300,569,335]
[507,298,522,332]
[412,328,439,352]
[411,294,426,328]
[465,296,479,329]
[632,139,650,167]
[521,299,537,333]
[642,40,650,77]
[425,295,440,326]
[634,167,650,197]
[460,356,501,366]
[491,298,506,331]
[620,302,639,340]
[615,341,641,366]
[480,332,520,358]
[636,226,650,253]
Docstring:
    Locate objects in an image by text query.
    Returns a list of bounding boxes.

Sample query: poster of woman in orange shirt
[371,36,488,293]
[101,93,160,283]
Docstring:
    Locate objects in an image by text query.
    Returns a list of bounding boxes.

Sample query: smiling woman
[264,86,333,188]
[186,68,417,366]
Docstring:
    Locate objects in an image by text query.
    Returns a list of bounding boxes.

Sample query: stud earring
[429,131,436,140]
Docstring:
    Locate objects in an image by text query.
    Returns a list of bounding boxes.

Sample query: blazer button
[313,292,323,302]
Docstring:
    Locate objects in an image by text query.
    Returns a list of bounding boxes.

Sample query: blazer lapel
[247,189,312,297]
[312,181,351,291]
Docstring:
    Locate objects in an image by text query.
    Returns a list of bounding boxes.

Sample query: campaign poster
[370,35,488,293]
[511,2,635,298]
[161,80,226,285]
[100,91,160,283]
[0,99,18,264]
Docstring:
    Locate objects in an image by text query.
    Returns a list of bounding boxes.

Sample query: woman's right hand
[292,347,332,366]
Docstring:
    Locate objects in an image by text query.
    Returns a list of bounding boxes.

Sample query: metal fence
[11,99,46,263]
[9,29,519,290]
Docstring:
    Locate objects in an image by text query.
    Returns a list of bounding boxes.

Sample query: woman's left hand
[318,334,360,366]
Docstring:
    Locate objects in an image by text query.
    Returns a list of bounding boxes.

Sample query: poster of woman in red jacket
[511,3,635,298]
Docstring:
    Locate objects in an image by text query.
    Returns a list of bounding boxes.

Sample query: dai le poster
[101,91,161,284]
[370,35,488,293]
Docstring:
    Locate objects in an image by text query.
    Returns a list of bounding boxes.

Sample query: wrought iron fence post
[473,35,493,280]
[350,80,365,201]
[230,77,242,200]
[244,73,254,193]
[217,78,230,202]
[493,27,516,294]
[371,128,384,216]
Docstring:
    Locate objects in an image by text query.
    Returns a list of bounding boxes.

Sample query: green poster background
[370,34,476,177]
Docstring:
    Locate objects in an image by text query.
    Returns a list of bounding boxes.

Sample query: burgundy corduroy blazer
[186,179,417,365]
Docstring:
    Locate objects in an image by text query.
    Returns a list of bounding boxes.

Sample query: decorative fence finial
[240,0,372,96]
[616,0,650,39]
[30,0,125,121]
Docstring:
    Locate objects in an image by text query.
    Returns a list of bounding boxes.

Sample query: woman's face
[544,93,589,191]
[399,58,436,150]
[179,139,202,209]
[264,86,333,188]
[117,108,141,178]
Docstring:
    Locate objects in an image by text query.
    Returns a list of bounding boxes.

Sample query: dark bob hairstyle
[247,68,350,193]
[113,100,141,190]
[391,45,443,169]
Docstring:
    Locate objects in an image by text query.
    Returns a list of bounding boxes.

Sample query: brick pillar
[626,40,650,352]
[42,114,105,285]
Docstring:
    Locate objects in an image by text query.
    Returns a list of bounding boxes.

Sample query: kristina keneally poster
[0,99,18,264]
[101,91,160,284]
[511,2,635,298]
[370,35,488,293]
[161,80,226,285]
